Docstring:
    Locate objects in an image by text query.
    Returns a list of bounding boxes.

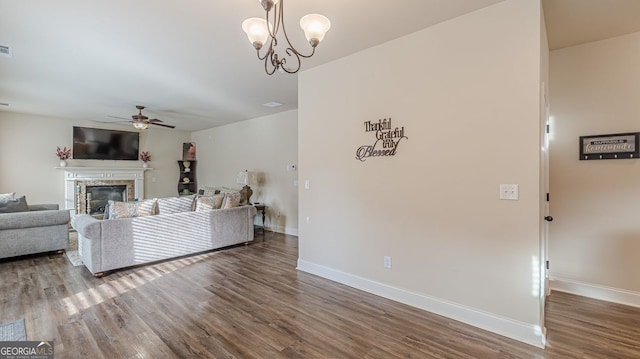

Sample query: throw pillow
[201,186,224,196]
[195,194,225,212]
[220,186,241,194]
[107,199,158,219]
[221,192,241,209]
[137,198,157,216]
[212,194,224,209]
[0,192,16,205]
[156,196,195,215]
[103,202,111,219]
[107,201,138,219]
[195,196,215,212]
[0,195,29,213]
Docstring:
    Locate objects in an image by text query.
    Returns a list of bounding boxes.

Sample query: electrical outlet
[304,180,310,190]
[306,216,310,224]
[383,256,392,269]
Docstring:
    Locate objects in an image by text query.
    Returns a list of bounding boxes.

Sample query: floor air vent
[0,45,12,57]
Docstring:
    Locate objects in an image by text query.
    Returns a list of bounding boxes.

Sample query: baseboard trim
[550,276,640,308]
[266,225,298,236]
[297,259,545,348]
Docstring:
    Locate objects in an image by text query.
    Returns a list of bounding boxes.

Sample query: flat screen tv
[73,126,140,160]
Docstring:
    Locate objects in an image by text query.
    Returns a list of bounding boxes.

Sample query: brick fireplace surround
[61,167,147,216]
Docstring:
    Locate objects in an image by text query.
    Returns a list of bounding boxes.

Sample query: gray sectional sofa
[71,199,257,276]
[0,204,70,259]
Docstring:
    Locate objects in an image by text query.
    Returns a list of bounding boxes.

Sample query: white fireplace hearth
[60,167,147,216]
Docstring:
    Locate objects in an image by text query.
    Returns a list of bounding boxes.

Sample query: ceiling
[1,1,639,132]
[543,0,640,50]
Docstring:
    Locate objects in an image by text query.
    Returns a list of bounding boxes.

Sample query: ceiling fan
[109,105,176,130]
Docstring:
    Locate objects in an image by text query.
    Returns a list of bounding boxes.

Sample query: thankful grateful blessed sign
[355,118,408,161]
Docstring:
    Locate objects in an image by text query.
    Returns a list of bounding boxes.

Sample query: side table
[253,203,266,235]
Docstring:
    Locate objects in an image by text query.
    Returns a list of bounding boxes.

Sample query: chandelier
[242,0,331,75]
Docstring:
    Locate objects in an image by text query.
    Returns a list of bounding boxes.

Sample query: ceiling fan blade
[91,120,132,128]
[150,122,175,129]
[94,119,131,124]
[109,106,173,129]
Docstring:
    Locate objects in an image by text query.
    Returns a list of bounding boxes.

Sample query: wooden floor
[1,231,640,358]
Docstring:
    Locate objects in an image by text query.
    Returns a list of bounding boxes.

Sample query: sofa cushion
[107,199,157,219]
[0,207,70,230]
[195,194,224,212]
[0,196,29,213]
[157,196,195,214]
[28,204,59,211]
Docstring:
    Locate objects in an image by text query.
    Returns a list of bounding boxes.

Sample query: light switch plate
[500,184,519,200]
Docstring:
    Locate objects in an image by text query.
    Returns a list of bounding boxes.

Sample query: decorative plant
[140,151,151,162]
[56,146,71,160]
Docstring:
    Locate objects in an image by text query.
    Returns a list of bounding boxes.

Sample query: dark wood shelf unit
[177,160,196,196]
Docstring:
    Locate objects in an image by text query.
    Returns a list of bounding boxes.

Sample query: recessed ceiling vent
[262,101,283,108]
[0,45,12,57]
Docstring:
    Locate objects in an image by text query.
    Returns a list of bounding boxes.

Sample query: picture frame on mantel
[183,142,196,161]
[579,132,640,160]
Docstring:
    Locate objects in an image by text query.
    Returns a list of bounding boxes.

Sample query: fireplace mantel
[56,166,152,172]
[59,167,148,215]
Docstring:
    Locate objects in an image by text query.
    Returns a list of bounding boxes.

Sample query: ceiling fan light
[242,18,271,50]
[133,122,148,130]
[300,14,331,46]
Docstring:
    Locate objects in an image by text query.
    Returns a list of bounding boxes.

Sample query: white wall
[0,111,191,205]
[549,31,640,306]
[298,0,545,347]
[191,110,298,235]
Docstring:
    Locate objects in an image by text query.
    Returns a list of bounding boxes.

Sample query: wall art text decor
[579,132,639,160]
[356,118,408,161]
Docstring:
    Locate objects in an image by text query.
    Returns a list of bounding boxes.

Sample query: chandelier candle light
[242,0,331,75]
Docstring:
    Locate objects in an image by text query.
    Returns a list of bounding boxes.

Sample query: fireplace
[75,180,135,215]
[61,167,147,216]
[86,185,127,215]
